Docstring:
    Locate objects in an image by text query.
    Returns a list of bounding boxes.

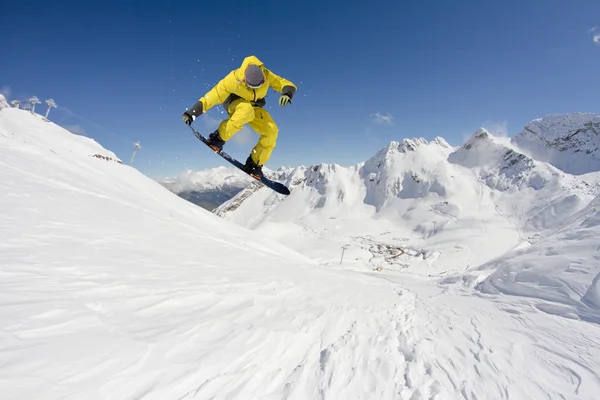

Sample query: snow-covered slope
[2,102,600,399]
[472,193,600,323]
[512,113,600,175]
[0,105,420,399]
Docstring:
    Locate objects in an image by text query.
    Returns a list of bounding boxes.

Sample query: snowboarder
[182,55,297,178]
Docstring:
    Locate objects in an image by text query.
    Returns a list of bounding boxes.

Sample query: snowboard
[188,125,291,196]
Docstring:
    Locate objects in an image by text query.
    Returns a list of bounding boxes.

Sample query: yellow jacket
[199,55,296,112]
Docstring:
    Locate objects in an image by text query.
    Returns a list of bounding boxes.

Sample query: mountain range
[212,112,600,320]
[158,167,252,211]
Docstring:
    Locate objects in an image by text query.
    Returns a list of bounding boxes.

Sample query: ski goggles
[245,77,265,89]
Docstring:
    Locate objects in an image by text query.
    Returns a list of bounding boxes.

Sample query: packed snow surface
[2,101,600,399]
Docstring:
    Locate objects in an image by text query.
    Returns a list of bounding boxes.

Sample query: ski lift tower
[130,142,141,165]
[45,99,57,119]
[29,96,41,114]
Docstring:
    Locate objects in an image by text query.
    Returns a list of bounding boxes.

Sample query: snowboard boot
[207,131,225,152]
[243,155,263,178]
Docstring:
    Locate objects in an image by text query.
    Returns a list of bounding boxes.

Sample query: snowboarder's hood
[234,56,265,81]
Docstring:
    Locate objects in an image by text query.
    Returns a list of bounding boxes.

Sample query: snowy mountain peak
[308,163,340,173]
[463,128,494,149]
[524,113,600,140]
[301,163,347,195]
[512,112,600,175]
[370,137,452,168]
[450,127,557,189]
[447,128,500,167]
[385,137,452,154]
[432,136,452,148]
[394,137,430,153]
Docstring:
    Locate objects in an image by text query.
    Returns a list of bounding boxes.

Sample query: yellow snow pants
[217,98,279,165]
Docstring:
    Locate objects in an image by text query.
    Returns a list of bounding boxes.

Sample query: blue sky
[2,0,599,178]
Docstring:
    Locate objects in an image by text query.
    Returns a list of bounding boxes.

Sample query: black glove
[182,111,194,125]
[279,85,296,107]
[279,94,291,107]
[182,100,204,125]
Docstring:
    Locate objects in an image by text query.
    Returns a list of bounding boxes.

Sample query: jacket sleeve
[199,71,237,112]
[265,69,297,99]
